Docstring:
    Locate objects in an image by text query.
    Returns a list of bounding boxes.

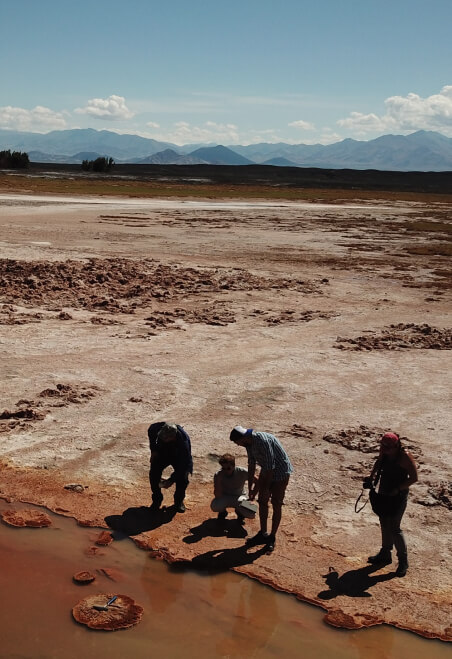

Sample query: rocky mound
[0,258,322,313]
[336,323,451,350]
[322,425,422,458]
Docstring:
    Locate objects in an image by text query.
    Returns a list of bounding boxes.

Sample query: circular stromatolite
[73,571,96,584]
[1,509,52,528]
[72,594,143,631]
[95,530,113,546]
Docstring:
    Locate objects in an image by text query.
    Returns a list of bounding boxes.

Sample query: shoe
[245,530,269,547]
[368,549,392,566]
[217,511,228,521]
[236,513,245,525]
[396,555,408,577]
[149,502,161,512]
[265,534,276,552]
[175,502,186,513]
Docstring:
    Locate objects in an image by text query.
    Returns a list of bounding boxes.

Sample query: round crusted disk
[73,571,96,584]
[72,593,143,631]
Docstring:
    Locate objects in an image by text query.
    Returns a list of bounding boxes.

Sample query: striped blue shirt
[246,431,293,481]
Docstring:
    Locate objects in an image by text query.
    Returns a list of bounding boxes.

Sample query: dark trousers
[379,496,408,557]
[149,459,189,506]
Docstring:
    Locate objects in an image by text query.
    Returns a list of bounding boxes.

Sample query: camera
[363,476,372,489]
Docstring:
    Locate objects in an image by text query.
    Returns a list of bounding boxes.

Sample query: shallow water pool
[0,502,449,659]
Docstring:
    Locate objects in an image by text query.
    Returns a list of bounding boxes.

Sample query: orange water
[0,502,449,659]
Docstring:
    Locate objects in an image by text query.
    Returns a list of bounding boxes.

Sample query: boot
[396,553,408,577]
[368,548,392,566]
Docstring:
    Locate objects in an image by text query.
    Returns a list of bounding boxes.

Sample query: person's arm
[398,452,418,491]
[247,457,257,500]
[369,457,381,480]
[148,424,161,461]
[252,434,274,497]
[214,472,223,498]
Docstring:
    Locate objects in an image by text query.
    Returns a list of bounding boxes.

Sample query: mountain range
[1,127,452,171]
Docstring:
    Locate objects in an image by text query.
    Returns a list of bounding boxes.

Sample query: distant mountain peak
[1,127,451,170]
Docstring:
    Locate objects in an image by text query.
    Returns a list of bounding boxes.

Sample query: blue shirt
[147,422,193,475]
[246,430,293,481]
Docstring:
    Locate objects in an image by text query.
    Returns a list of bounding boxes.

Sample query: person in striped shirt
[230,426,293,552]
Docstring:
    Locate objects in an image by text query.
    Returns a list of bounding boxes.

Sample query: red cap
[381,432,399,446]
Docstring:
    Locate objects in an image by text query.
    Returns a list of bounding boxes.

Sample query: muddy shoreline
[0,190,451,641]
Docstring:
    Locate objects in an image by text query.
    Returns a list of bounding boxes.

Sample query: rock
[1,508,52,528]
[64,483,85,493]
[73,571,96,584]
[72,593,143,630]
[95,531,113,546]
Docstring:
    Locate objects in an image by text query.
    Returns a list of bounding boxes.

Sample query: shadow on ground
[170,543,268,575]
[183,517,248,544]
[105,505,176,537]
[318,564,397,599]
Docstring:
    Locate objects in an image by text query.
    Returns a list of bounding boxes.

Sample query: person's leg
[174,471,189,511]
[257,487,270,534]
[269,477,289,538]
[149,460,165,509]
[212,495,239,519]
[246,490,271,545]
[390,498,408,576]
[368,516,393,564]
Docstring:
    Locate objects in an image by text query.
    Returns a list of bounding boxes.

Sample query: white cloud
[153,121,240,145]
[74,95,134,120]
[338,86,452,136]
[288,119,315,130]
[337,111,396,134]
[146,121,160,129]
[0,105,67,132]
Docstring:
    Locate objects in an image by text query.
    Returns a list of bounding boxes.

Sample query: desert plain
[0,170,451,641]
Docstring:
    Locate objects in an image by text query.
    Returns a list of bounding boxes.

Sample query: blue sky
[1,0,452,145]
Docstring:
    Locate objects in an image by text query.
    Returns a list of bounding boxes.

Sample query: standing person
[230,425,293,552]
[365,432,418,577]
[211,453,250,524]
[148,422,193,513]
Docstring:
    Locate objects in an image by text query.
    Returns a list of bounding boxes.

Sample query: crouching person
[211,454,250,524]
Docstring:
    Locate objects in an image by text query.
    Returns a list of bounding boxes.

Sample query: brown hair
[219,453,235,467]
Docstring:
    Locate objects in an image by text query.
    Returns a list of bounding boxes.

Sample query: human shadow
[104,505,177,538]
[318,564,397,600]
[182,517,248,544]
[171,543,268,575]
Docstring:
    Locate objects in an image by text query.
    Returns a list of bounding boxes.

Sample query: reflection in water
[0,502,450,659]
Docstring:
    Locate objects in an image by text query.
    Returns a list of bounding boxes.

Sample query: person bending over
[148,421,193,513]
[230,426,293,552]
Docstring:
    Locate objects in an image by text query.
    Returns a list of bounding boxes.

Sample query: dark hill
[188,145,254,165]
[23,162,452,194]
